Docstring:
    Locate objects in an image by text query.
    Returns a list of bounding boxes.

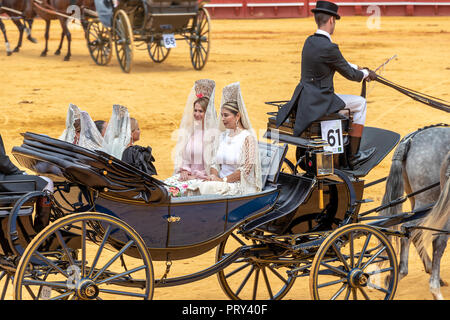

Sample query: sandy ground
[0,15,449,300]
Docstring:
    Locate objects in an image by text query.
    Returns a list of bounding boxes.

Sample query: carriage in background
[0,98,447,300]
[85,0,210,72]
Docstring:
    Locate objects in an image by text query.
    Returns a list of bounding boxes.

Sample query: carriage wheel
[13,212,154,300]
[189,7,210,70]
[147,39,170,63]
[309,223,398,300]
[113,9,134,73]
[0,271,14,300]
[86,20,112,66]
[216,231,296,300]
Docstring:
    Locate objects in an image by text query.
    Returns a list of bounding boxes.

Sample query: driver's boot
[348,136,376,169]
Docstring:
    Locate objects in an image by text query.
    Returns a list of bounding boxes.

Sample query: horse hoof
[6,51,12,56]
[54,50,61,56]
[28,36,38,44]
[64,56,71,61]
[40,52,47,57]
[13,47,19,53]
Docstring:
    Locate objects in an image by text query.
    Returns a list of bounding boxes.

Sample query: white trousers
[336,94,367,125]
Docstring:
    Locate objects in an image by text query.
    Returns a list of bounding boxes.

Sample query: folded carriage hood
[12,132,169,204]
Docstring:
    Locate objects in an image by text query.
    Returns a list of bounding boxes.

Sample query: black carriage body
[9,131,368,262]
[259,172,364,235]
[116,0,198,36]
[11,133,284,260]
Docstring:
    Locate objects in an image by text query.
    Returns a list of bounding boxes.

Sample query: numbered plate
[321,120,344,154]
[162,34,176,48]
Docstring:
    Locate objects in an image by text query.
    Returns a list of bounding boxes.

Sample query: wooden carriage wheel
[216,231,297,300]
[309,223,398,300]
[189,7,210,70]
[13,212,154,300]
[147,38,170,63]
[113,9,134,73]
[86,19,113,66]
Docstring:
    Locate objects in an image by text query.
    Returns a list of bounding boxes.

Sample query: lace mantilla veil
[172,79,219,176]
[59,104,104,151]
[219,82,262,193]
[59,103,81,144]
[102,104,131,159]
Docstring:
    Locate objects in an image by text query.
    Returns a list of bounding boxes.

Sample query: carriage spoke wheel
[147,38,170,63]
[189,7,210,70]
[0,271,14,300]
[309,224,398,300]
[216,231,296,300]
[86,20,112,66]
[13,212,154,300]
[113,9,134,73]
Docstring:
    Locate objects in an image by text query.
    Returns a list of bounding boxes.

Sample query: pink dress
[179,126,207,179]
[164,124,207,197]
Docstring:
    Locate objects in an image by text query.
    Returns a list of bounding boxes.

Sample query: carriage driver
[275,1,378,169]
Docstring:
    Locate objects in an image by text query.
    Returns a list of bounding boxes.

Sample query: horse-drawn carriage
[85,0,210,72]
[0,100,447,300]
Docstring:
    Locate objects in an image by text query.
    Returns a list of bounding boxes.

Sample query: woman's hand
[179,170,190,181]
[207,174,222,181]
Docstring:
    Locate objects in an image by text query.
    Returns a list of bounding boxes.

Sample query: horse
[0,0,37,55]
[380,124,450,299]
[28,0,92,61]
[413,150,450,300]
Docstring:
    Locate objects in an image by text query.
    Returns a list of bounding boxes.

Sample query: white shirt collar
[315,29,332,42]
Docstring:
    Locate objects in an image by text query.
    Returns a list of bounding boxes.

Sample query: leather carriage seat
[267,108,352,142]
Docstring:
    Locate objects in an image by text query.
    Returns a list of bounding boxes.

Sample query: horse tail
[380,136,412,219]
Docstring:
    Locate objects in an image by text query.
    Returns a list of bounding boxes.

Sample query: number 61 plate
[321,120,344,154]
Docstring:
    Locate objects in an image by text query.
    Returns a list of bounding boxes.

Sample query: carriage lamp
[305,149,333,210]
[305,149,334,177]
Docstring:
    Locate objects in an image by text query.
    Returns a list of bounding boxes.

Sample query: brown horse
[0,0,37,55]
[25,0,93,61]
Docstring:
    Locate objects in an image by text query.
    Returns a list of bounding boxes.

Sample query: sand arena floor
[0,15,449,300]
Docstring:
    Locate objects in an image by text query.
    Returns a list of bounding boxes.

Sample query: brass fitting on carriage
[304,148,334,210]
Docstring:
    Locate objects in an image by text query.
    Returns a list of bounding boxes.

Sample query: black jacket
[276,33,364,136]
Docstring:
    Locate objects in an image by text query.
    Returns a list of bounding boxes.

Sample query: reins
[374,75,450,113]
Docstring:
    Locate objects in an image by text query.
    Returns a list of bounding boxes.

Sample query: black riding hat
[311,1,341,20]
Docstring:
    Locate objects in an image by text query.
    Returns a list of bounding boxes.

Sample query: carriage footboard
[240,176,316,233]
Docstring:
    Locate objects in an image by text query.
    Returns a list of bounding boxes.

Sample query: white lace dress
[189,129,260,196]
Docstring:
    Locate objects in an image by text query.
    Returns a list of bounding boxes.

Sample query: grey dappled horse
[413,150,450,300]
[380,124,450,300]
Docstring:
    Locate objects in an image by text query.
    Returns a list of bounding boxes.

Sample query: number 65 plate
[162,34,176,48]
[321,120,344,154]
